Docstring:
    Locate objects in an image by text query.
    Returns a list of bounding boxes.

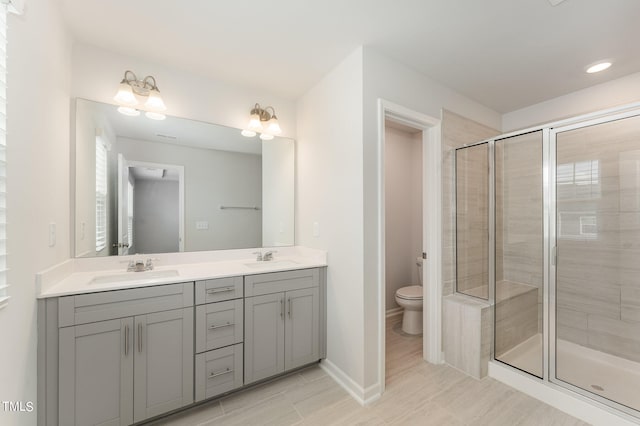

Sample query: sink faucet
[252,251,263,261]
[263,250,277,261]
[126,258,157,272]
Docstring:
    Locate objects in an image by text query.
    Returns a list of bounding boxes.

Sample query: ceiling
[60,0,640,113]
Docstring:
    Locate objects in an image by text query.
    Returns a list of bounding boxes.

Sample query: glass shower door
[554,113,640,413]
[455,143,489,299]
[494,131,543,377]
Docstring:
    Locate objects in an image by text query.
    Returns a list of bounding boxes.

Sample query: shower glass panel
[494,131,543,378]
[455,143,489,299]
[555,114,640,412]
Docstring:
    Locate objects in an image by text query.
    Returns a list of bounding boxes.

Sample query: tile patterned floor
[146,317,588,425]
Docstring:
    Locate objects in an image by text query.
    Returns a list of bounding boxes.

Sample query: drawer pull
[208,368,233,379]
[208,322,234,330]
[206,287,235,295]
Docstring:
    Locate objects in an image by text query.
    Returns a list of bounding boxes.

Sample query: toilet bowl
[395,285,423,335]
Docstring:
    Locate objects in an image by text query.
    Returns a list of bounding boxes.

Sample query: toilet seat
[396,285,423,300]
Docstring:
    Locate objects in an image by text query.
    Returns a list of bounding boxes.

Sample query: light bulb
[586,62,612,74]
[117,106,140,117]
[145,111,166,121]
[114,82,137,106]
[260,133,274,141]
[145,88,167,111]
[241,129,257,137]
[266,116,282,135]
[248,113,263,131]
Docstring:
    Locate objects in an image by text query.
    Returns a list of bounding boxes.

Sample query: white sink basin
[244,260,300,269]
[90,269,179,285]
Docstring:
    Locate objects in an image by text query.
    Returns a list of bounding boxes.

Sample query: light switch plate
[48,223,56,247]
[313,222,320,238]
[195,221,209,230]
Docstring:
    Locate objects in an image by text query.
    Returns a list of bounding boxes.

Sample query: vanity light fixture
[241,103,282,140]
[113,70,167,120]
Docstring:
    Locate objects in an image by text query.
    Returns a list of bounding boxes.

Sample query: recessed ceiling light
[586,61,612,74]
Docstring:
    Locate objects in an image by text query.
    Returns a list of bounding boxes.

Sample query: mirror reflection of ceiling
[93,101,262,155]
[60,0,640,112]
[129,166,180,182]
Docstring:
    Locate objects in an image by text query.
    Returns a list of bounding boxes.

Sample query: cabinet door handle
[208,322,234,330]
[208,368,233,379]
[288,298,291,318]
[207,286,234,295]
[280,299,284,319]
[138,323,143,353]
[124,325,129,356]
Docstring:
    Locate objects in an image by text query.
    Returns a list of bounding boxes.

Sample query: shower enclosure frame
[453,140,495,305]
[548,108,640,419]
[454,102,640,422]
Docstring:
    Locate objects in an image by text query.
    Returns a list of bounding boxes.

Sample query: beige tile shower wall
[495,132,544,338]
[443,294,492,379]
[456,145,489,296]
[556,114,640,363]
[441,110,499,297]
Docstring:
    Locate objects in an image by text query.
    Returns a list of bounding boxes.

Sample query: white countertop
[37,247,327,298]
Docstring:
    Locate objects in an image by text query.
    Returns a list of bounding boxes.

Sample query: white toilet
[395,258,424,335]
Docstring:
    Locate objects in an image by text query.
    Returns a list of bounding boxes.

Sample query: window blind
[0,3,8,309]
[95,139,108,252]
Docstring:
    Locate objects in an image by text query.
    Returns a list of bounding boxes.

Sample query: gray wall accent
[112,136,262,252]
[441,110,500,297]
[133,179,180,254]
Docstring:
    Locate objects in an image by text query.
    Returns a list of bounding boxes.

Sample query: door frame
[377,99,442,394]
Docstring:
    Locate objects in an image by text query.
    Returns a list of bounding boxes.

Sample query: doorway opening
[378,100,441,394]
[384,120,424,383]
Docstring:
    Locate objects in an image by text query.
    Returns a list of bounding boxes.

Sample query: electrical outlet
[313,221,320,238]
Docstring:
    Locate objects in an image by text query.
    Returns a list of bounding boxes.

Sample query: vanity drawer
[195,343,243,402]
[58,282,194,327]
[244,268,319,297]
[195,276,243,305]
[195,300,243,353]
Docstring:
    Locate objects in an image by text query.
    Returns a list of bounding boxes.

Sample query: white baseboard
[385,307,403,319]
[489,362,638,426]
[320,359,382,406]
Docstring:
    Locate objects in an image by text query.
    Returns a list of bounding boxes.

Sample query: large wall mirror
[74,98,294,258]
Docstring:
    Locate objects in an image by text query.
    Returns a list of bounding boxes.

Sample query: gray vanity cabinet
[58,318,134,426]
[51,283,194,426]
[284,287,320,370]
[194,277,244,402]
[244,269,322,384]
[133,308,194,423]
[244,293,286,383]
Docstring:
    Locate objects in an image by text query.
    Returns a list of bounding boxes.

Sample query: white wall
[114,137,262,251]
[296,48,365,387]
[384,126,422,310]
[296,45,502,397]
[503,71,640,131]
[133,179,180,254]
[262,138,294,247]
[361,47,502,390]
[0,0,72,424]
[71,43,297,139]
